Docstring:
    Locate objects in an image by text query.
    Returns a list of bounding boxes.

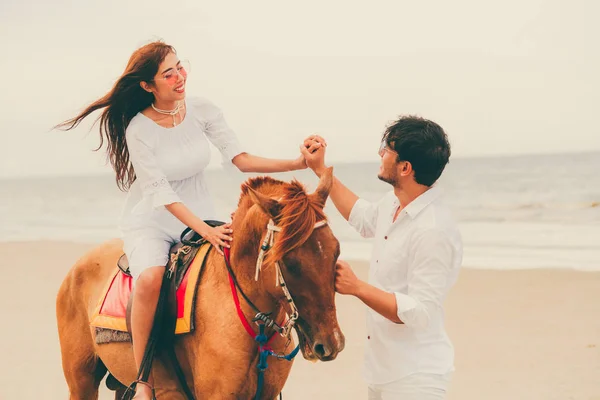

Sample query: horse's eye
[284,260,302,278]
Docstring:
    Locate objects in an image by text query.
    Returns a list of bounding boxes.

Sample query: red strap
[225,246,256,338]
[228,271,259,338]
[224,247,283,346]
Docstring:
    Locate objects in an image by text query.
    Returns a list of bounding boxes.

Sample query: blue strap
[254,325,268,400]
[268,344,301,361]
[253,324,302,400]
[257,347,269,371]
[255,366,265,400]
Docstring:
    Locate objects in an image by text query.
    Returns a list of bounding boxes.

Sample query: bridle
[226,218,329,339]
[251,218,328,337]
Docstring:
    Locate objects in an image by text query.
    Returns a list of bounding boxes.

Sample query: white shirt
[118,96,243,238]
[348,186,463,384]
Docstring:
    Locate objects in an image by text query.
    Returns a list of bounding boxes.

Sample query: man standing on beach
[301,116,463,400]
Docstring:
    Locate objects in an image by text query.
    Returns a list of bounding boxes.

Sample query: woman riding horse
[56,169,345,398]
[56,40,327,399]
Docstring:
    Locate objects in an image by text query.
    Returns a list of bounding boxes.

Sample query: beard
[377,172,397,186]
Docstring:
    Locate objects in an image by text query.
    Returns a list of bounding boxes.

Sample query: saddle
[117,227,211,289]
[118,221,225,333]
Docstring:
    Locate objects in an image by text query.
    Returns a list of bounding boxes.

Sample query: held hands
[293,154,308,170]
[198,223,233,255]
[300,134,328,175]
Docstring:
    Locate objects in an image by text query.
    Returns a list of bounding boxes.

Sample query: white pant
[121,227,178,281]
[368,372,452,400]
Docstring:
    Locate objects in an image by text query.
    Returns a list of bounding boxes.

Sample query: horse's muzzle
[312,328,345,361]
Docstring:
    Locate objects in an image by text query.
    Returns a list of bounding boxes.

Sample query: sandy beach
[0,241,598,400]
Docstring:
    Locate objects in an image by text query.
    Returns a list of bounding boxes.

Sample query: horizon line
[1,149,598,181]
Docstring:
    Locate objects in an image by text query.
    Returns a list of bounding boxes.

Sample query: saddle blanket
[90,243,210,340]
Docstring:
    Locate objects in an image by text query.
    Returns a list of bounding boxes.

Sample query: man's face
[377,140,400,186]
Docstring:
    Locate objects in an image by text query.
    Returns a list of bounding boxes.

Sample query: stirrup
[122,380,156,400]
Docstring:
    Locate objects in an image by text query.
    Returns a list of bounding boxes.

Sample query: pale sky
[0,0,598,178]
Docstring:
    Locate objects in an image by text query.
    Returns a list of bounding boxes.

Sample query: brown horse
[56,168,345,399]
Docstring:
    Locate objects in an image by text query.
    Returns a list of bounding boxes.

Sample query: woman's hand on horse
[199,223,233,255]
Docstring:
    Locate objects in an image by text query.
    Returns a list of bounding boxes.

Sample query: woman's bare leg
[131,266,164,399]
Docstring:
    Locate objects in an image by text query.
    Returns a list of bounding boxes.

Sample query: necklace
[151,101,184,127]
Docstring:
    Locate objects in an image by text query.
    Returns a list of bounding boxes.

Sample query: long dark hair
[56,41,176,191]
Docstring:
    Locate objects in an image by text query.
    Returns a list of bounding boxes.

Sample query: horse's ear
[247,187,282,219]
[310,167,333,207]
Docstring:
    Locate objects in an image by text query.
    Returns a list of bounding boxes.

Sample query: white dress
[119,96,244,279]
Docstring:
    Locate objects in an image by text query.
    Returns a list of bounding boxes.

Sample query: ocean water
[1,151,599,270]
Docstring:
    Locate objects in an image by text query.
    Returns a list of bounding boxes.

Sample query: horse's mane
[238,176,327,264]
